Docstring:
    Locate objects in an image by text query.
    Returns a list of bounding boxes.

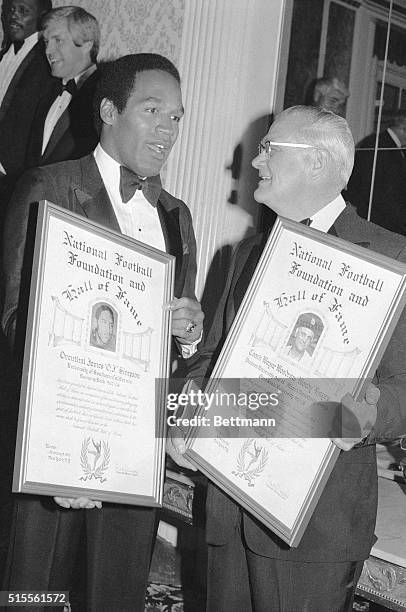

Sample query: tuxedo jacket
[188,204,406,562]
[0,40,53,177]
[24,69,100,169]
[2,154,197,350]
[346,130,406,235]
[0,153,197,602]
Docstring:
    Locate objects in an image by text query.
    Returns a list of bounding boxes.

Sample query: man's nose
[157,116,174,135]
[252,152,264,169]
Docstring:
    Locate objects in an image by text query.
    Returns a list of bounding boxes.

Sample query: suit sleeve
[366,244,406,442]
[179,201,198,301]
[186,244,240,383]
[2,168,56,347]
[345,149,374,219]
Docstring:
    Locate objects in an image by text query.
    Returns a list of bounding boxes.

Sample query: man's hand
[54,496,102,509]
[165,297,204,344]
[331,383,379,451]
[166,425,197,471]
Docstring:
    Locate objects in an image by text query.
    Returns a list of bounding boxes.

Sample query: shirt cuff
[179,331,203,359]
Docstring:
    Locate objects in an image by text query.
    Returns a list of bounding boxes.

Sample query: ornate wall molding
[52,0,185,62]
[165,0,285,298]
[0,0,185,62]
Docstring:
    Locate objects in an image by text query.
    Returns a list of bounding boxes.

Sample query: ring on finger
[186,321,197,333]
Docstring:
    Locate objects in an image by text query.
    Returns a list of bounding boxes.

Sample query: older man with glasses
[174,105,406,611]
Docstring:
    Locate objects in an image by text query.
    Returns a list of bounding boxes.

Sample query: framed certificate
[13,201,174,506]
[185,217,406,546]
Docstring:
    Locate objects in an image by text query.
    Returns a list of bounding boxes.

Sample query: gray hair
[41,6,100,63]
[275,105,354,189]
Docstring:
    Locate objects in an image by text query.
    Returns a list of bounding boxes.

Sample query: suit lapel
[335,206,371,248]
[73,155,121,233]
[42,107,70,161]
[233,234,269,315]
[157,196,183,295]
[41,71,98,163]
[0,43,41,121]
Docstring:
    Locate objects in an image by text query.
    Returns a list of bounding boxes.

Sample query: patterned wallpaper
[0,0,185,64]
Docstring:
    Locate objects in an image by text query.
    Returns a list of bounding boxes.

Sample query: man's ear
[99,98,117,126]
[82,40,93,58]
[308,148,327,182]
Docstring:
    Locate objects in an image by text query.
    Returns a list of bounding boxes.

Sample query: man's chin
[254,189,276,211]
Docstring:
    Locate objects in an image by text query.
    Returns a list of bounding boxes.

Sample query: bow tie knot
[119,166,144,203]
[119,166,162,207]
[57,78,77,97]
[12,39,24,54]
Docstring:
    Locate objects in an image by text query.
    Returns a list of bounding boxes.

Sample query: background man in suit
[0,0,53,225]
[25,5,100,169]
[346,110,406,235]
[175,106,406,611]
[1,53,203,611]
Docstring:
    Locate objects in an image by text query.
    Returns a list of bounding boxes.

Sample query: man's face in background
[43,18,92,80]
[7,0,39,42]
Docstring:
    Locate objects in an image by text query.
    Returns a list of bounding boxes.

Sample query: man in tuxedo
[346,110,406,235]
[24,5,100,169]
[0,0,53,220]
[1,53,203,611]
[176,106,406,611]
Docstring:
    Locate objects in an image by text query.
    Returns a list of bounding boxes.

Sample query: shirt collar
[94,143,121,197]
[10,31,38,55]
[94,143,162,208]
[309,194,346,232]
[23,31,39,47]
[63,63,96,88]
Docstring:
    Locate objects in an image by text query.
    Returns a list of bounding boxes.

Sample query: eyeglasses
[258,141,315,159]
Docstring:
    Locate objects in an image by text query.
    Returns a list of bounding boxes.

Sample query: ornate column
[165,0,285,299]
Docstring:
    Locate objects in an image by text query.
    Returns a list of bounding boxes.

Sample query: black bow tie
[12,39,24,54]
[300,217,312,226]
[119,166,162,206]
[1,39,24,55]
[57,79,77,97]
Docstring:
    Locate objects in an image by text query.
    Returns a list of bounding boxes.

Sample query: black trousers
[2,495,157,612]
[207,521,364,612]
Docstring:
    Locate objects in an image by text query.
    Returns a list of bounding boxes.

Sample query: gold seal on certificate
[13,201,174,506]
[186,217,406,546]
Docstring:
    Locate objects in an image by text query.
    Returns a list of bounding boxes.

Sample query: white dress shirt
[41,63,97,155]
[93,144,200,356]
[93,143,165,250]
[308,194,346,232]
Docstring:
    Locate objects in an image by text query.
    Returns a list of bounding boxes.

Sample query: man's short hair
[93,53,180,128]
[41,6,100,63]
[95,304,114,321]
[276,105,354,189]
